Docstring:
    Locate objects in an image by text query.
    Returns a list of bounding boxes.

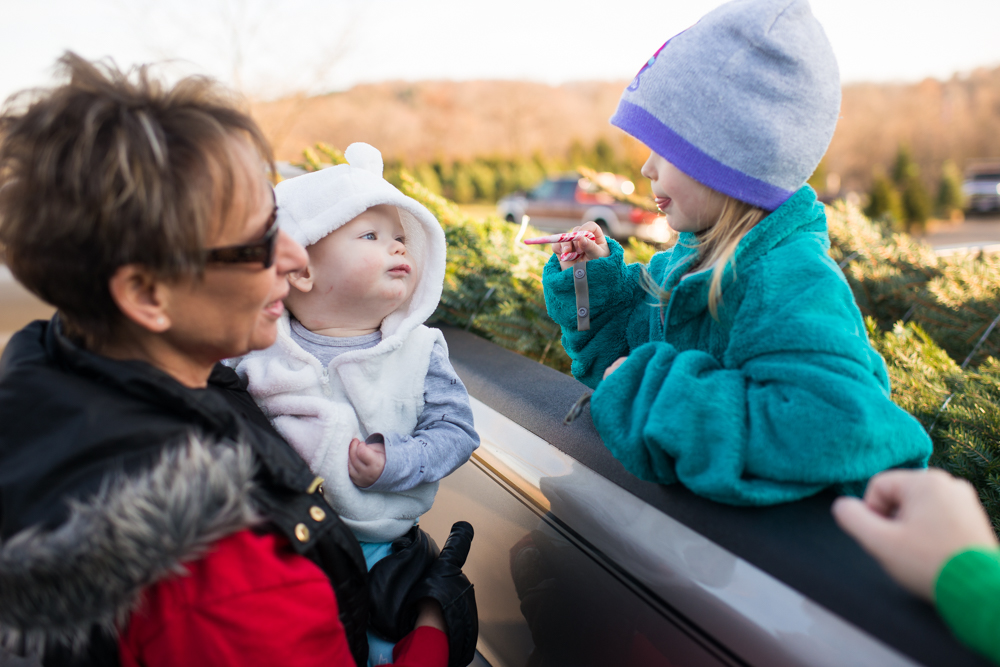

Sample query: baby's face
[307,205,418,324]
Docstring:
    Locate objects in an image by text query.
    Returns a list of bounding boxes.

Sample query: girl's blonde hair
[643,194,768,320]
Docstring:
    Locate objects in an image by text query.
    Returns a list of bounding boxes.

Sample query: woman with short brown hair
[0,53,466,667]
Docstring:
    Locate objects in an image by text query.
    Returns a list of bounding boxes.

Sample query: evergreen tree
[937,159,966,218]
[383,158,404,189]
[495,161,519,198]
[864,171,904,228]
[884,144,932,233]
[469,161,497,202]
[892,145,919,186]
[567,139,587,172]
[593,137,615,172]
[902,176,932,233]
[871,321,1000,533]
[434,159,454,200]
[451,162,476,204]
[413,163,442,195]
[511,157,544,193]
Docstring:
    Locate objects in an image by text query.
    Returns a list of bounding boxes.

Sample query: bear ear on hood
[344,143,384,178]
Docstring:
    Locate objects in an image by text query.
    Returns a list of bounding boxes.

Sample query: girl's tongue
[655,196,672,211]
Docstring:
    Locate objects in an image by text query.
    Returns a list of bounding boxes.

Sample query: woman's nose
[275,230,308,275]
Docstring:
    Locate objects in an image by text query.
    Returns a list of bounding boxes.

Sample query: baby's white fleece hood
[275,142,446,338]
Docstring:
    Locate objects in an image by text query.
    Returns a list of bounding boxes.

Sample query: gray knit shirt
[289,318,479,493]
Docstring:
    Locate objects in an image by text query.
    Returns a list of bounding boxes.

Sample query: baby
[232,142,478,567]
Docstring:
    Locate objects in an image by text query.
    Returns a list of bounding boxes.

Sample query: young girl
[542,0,932,505]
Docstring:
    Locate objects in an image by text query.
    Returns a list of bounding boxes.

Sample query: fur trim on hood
[274,142,446,340]
[0,438,260,658]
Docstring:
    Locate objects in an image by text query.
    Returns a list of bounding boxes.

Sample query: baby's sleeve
[365,342,479,493]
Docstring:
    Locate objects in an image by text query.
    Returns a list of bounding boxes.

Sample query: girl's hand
[348,436,386,488]
[604,356,628,379]
[832,468,999,601]
[556,221,610,271]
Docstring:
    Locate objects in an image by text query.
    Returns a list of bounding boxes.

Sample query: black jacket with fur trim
[0,318,371,666]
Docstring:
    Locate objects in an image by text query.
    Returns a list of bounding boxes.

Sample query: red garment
[120,529,448,667]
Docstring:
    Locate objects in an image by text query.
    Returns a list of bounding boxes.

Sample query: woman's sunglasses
[205,196,279,269]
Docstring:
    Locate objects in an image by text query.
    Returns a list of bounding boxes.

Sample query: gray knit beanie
[610,0,840,211]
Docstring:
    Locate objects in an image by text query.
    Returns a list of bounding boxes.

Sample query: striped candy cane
[523,231,597,262]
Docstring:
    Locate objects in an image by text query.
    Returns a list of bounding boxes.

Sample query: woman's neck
[96,334,215,389]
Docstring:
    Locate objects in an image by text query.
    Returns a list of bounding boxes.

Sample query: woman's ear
[288,263,315,294]
[108,265,172,333]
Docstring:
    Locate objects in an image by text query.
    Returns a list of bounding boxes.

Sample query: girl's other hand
[556,221,610,271]
[604,356,628,379]
[832,468,999,601]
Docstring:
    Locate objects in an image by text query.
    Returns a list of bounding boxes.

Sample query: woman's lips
[655,196,672,212]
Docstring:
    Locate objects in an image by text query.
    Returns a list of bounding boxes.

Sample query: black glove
[405,521,478,667]
[368,525,440,642]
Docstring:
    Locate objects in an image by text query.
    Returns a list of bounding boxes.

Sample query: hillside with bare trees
[252,66,1000,195]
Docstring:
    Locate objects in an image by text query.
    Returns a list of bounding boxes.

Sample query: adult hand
[414,599,446,633]
[832,468,998,601]
[604,356,628,380]
[556,221,610,271]
[348,436,386,488]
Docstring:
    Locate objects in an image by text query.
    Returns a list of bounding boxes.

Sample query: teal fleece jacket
[542,187,932,505]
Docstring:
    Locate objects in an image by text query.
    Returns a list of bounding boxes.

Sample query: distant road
[923,215,1000,254]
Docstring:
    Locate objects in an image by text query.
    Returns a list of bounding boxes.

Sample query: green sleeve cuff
[935,545,1000,663]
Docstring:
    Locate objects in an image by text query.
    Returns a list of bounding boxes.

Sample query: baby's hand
[556,221,610,271]
[348,437,386,488]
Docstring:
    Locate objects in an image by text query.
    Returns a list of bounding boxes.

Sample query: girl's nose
[640,153,657,180]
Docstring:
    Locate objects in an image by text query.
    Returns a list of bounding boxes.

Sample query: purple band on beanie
[611,100,793,211]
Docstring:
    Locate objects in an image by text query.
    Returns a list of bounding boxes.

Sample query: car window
[555,180,578,201]
[530,180,557,200]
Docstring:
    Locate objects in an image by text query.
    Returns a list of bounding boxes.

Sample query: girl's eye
[395,236,405,244]
[362,232,377,240]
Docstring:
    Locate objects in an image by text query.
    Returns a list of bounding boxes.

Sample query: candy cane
[523,231,597,262]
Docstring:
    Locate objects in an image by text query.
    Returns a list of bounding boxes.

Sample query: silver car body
[422,327,991,667]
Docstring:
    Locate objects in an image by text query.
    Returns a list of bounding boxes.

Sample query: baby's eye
[395,236,406,244]
[362,232,377,241]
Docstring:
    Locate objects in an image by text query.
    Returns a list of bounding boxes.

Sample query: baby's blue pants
[361,541,397,666]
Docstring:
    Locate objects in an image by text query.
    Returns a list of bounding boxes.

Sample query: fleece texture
[611,0,840,210]
[542,186,932,505]
[233,317,445,543]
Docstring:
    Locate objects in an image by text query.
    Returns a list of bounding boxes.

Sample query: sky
[1,0,999,102]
